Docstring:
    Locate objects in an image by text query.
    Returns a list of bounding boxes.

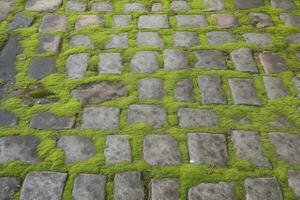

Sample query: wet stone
[271,0,296,10]
[0,136,40,164]
[138,78,165,100]
[138,15,169,29]
[244,177,283,200]
[280,13,300,27]
[39,15,67,32]
[206,31,236,45]
[263,76,289,99]
[171,1,191,11]
[198,75,227,104]
[98,53,123,74]
[0,0,14,21]
[105,33,128,49]
[178,108,219,128]
[188,133,228,166]
[204,0,225,11]
[286,33,300,44]
[163,49,188,70]
[293,77,300,98]
[128,104,167,128]
[73,174,106,200]
[66,1,86,12]
[75,15,103,30]
[228,78,261,106]
[137,32,163,47]
[69,34,94,48]
[58,135,95,163]
[243,33,273,45]
[0,177,20,200]
[174,79,195,102]
[269,132,300,165]
[20,171,67,200]
[143,135,181,166]
[113,15,132,28]
[66,53,89,79]
[249,13,274,28]
[27,57,56,80]
[81,107,120,130]
[213,14,238,28]
[173,31,199,47]
[231,130,271,168]
[105,135,131,165]
[92,2,113,12]
[131,51,158,73]
[30,112,75,129]
[37,35,61,53]
[233,0,264,9]
[259,52,288,74]
[194,50,227,70]
[230,48,258,73]
[114,171,144,200]
[152,3,162,11]
[175,15,208,27]
[25,0,62,12]
[188,182,237,200]
[288,170,300,198]
[0,110,18,127]
[151,178,180,200]
[124,2,147,13]
[9,13,34,29]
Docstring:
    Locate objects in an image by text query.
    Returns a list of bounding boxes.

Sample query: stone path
[0,0,299,199]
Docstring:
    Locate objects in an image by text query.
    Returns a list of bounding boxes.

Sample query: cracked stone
[259,52,288,74]
[69,34,94,48]
[175,15,208,27]
[124,2,147,13]
[230,48,258,73]
[249,13,274,28]
[105,135,131,165]
[206,31,236,45]
[98,53,123,74]
[178,108,219,127]
[0,177,20,200]
[138,78,165,100]
[151,178,180,200]
[213,13,238,28]
[263,76,289,99]
[174,79,195,102]
[27,57,56,80]
[243,33,273,45]
[66,53,89,79]
[25,0,62,12]
[92,2,113,12]
[105,33,128,49]
[194,50,227,70]
[37,34,61,53]
[8,13,34,29]
[0,110,18,127]
[163,49,188,70]
[30,112,75,129]
[137,32,163,47]
[75,15,103,30]
[173,31,199,47]
[131,51,158,73]
[138,15,169,29]
[39,15,66,32]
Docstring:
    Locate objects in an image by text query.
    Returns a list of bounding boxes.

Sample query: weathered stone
[98,53,123,74]
[269,117,293,128]
[66,1,86,12]
[37,35,61,53]
[188,133,228,166]
[263,76,289,99]
[171,1,191,11]
[206,31,236,45]
[230,48,258,73]
[39,15,66,32]
[92,2,113,12]
[152,3,162,11]
[228,78,261,106]
[259,52,288,74]
[271,0,296,10]
[9,13,34,29]
[173,31,199,47]
[231,130,271,168]
[75,15,103,30]
[204,0,225,11]
[73,174,106,200]
[113,15,132,28]
[138,78,165,100]
[175,15,208,27]
[143,135,181,166]
[0,177,20,200]
[0,136,40,164]
[114,171,144,200]
[151,178,179,200]
[20,171,67,200]
[128,104,167,128]
[174,79,195,102]
[244,177,283,200]
[0,110,18,127]
[138,15,169,29]
[233,0,264,9]
[269,132,300,165]
[249,13,274,28]
[0,0,14,21]
[81,107,120,130]
[27,57,56,80]
[105,135,131,165]
[178,108,219,127]
[296,52,300,62]
[198,75,226,104]
[58,135,95,163]
[131,51,158,73]
[288,170,300,198]
[25,0,62,12]
[243,33,273,45]
[69,34,94,48]
[189,182,237,200]
[280,13,300,27]
[293,77,300,98]
[105,33,128,49]
[163,49,188,70]
[66,53,89,79]
[71,81,128,104]
[286,33,300,44]
[194,50,227,70]
[30,112,75,129]
[124,2,147,13]
[137,32,163,47]
[213,14,238,28]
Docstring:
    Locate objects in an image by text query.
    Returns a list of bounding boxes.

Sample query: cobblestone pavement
[0,0,300,199]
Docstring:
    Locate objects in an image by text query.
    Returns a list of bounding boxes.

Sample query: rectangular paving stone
[173,31,199,47]
[25,0,62,12]
[151,178,179,200]
[98,53,123,74]
[113,15,132,28]
[92,2,113,12]
[206,31,236,45]
[194,50,227,70]
[124,2,147,13]
[137,32,163,47]
[0,110,18,127]
[37,35,61,53]
[280,13,300,27]
[138,15,169,29]
[0,0,14,21]
[228,78,261,106]
[0,177,20,200]
[30,112,75,130]
[66,1,86,12]
[259,52,288,74]
[263,76,289,99]
[39,15,67,32]
[27,57,56,80]
[105,33,128,49]
[138,78,165,100]
[230,48,258,73]
[175,15,208,27]
[174,79,195,102]
[204,0,225,11]
[198,75,227,104]
[243,33,273,45]
[233,0,264,9]
[66,53,89,79]
[248,13,274,28]
[178,108,219,127]
[271,0,296,9]
[163,49,188,70]
[131,51,159,73]
[75,15,104,30]
[288,170,300,198]
[213,13,238,28]
[104,135,131,165]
